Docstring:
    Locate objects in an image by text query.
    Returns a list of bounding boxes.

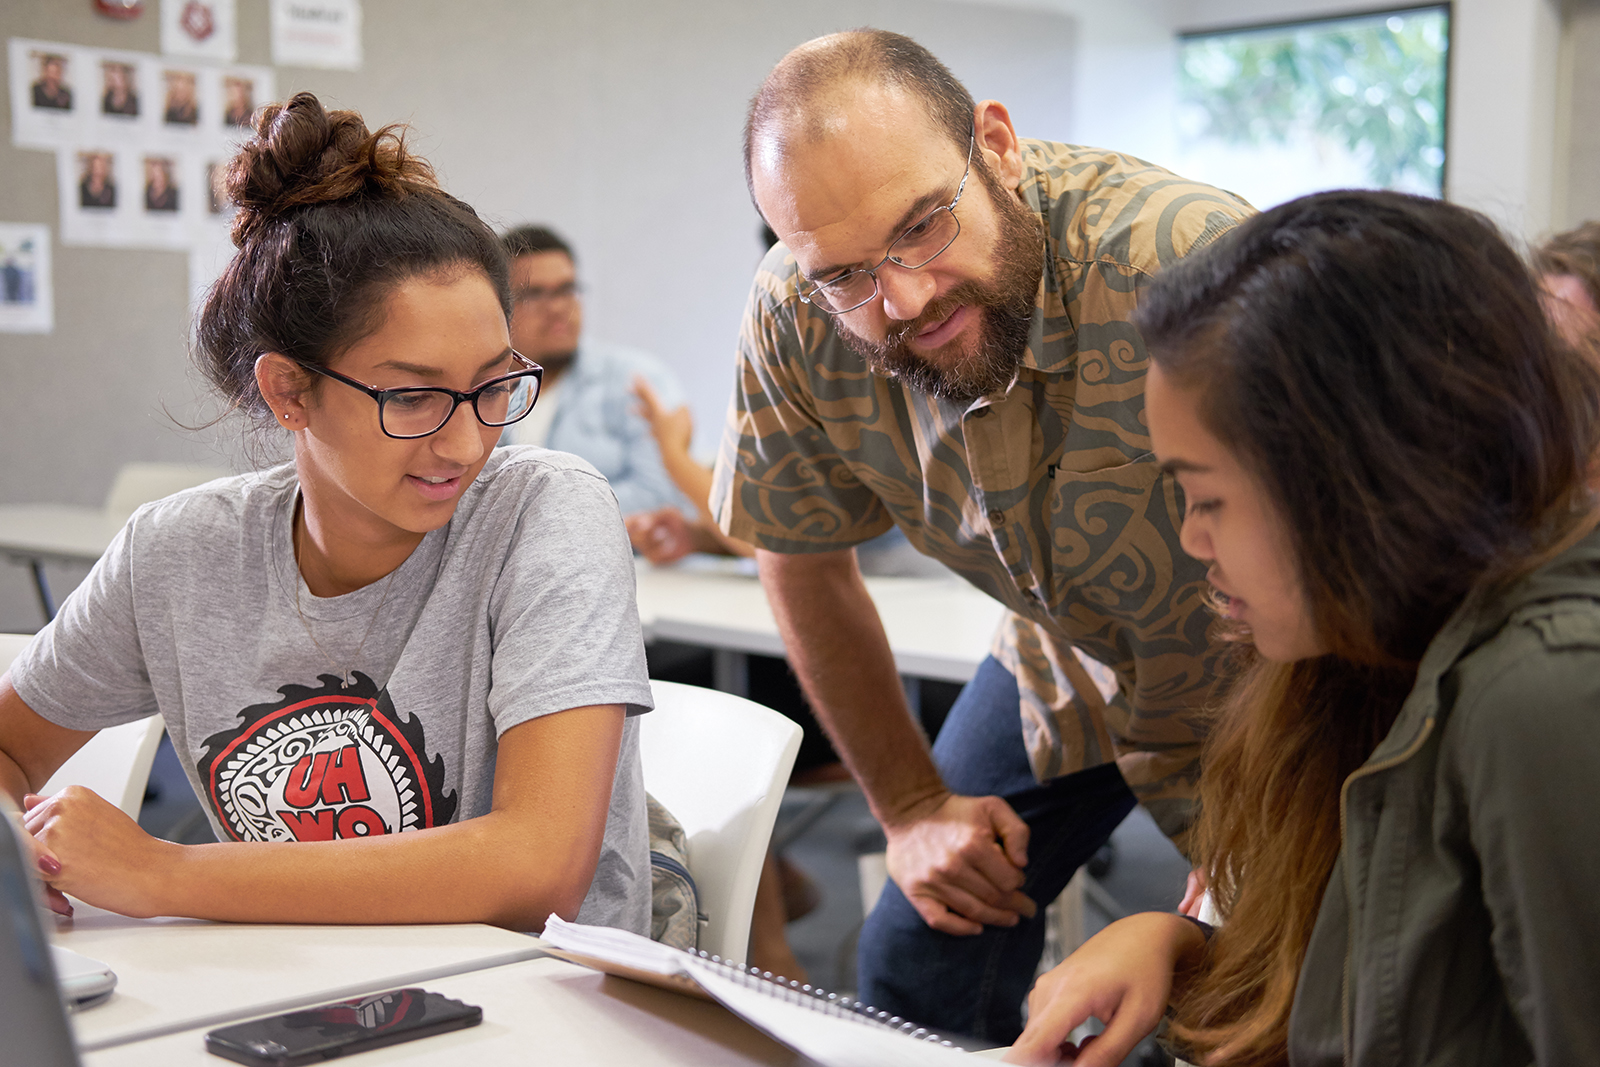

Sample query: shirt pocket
[1044,452,1180,619]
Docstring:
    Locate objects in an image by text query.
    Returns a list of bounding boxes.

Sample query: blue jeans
[856,656,1137,1045]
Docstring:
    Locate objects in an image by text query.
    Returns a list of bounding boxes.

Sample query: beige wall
[1558,0,1600,227]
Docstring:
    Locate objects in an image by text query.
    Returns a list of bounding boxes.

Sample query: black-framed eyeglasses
[296,350,544,440]
[797,127,976,315]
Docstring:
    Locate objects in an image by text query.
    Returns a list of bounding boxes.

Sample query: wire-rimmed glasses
[295,350,544,439]
[797,128,976,315]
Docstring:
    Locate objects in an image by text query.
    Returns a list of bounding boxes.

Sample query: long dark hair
[1133,190,1600,1065]
[195,92,510,430]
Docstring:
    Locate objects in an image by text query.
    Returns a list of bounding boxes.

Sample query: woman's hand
[1004,912,1206,1067]
[3,793,71,917]
[23,786,176,918]
[631,375,694,461]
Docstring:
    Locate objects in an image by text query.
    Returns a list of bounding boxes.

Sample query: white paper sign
[0,223,54,334]
[161,0,237,63]
[272,0,362,69]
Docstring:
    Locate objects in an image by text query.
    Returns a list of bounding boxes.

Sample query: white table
[0,503,121,619]
[56,904,544,1053]
[83,954,802,1066]
[635,559,1006,693]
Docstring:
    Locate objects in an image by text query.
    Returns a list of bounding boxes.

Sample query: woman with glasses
[1005,191,1600,1066]
[0,93,653,934]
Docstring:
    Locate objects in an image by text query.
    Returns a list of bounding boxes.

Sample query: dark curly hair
[195,91,510,428]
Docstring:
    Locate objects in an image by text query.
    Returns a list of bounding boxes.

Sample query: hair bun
[225,91,438,246]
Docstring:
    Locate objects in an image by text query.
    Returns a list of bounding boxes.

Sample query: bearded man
[711,29,1252,1043]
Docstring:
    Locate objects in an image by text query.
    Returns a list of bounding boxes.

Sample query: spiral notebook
[541,915,972,1067]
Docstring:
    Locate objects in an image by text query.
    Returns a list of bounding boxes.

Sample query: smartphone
[204,988,481,1065]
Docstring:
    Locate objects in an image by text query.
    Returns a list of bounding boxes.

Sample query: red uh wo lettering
[277,743,388,841]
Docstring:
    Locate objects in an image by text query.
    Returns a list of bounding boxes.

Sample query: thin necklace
[292,499,399,690]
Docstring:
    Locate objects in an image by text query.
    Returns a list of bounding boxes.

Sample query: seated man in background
[499,225,691,516]
[1534,221,1600,353]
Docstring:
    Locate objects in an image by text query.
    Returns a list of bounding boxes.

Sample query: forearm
[36,706,625,931]
[757,548,945,826]
[660,447,716,523]
[155,809,599,930]
[0,675,95,803]
[0,749,29,807]
[688,520,754,558]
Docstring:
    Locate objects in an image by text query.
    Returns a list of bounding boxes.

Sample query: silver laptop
[0,811,82,1067]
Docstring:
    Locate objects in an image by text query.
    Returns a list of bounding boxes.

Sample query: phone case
[204,988,482,1065]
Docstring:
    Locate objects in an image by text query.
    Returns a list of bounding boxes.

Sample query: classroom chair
[639,680,802,965]
[5,460,229,621]
[1,632,163,818]
[102,461,229,526]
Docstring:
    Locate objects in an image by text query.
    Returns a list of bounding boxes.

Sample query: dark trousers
[855,655,1137,1045]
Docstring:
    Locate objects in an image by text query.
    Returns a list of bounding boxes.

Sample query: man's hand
[631,376,694,462]
[626,507,697,564]
[883,792,1038,936]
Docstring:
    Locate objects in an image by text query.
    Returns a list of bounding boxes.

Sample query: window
[1172,5,1450,209]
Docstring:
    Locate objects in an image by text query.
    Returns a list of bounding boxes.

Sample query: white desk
[635,560,1006,687]
[0,503,120,619]
[84,955,801,1066]
[56,904,544,1052]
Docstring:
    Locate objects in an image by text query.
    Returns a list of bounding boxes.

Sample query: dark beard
[836,177,1043,405]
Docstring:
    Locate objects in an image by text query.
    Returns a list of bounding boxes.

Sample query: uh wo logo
[198,673,458,843]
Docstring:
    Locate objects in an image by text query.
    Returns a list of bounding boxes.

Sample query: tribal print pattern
[712,141,1253,850]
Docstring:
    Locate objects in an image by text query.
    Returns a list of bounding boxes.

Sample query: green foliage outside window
[1178,6,1449,194]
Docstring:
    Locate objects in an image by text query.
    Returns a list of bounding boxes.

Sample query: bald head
[743,30,976,211]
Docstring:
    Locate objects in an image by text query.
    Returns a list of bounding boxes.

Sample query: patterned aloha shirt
[711,140,1253,850]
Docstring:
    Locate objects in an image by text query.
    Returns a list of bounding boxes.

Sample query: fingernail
[38,855,61,876]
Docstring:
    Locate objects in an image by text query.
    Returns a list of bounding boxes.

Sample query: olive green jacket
[1289,529,1600,1065]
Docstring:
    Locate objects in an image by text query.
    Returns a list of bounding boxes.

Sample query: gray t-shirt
[12,446,654,933]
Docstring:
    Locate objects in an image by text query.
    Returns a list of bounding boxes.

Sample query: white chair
[11,461,229,621]
[102,462,229,525]
[1,633,163,818]
[639,680,802,964]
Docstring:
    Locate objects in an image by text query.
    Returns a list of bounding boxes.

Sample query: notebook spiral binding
[691,949,963,1049]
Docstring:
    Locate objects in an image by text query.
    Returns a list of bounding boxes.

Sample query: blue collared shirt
[502,338,692,516]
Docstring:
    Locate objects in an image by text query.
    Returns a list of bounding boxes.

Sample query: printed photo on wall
[31,51,74,111]
[59,146,130,246]
[164,69,199,126]
[144,156,179,213]
[78,150,118,210]
[0,223,55,334]
[205,160,233,216]
[10,40,89,148]
[100,60,140,118]
[222,75,254,128]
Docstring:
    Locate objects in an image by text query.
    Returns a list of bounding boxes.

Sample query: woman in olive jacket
[1006,190,1600,1067]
